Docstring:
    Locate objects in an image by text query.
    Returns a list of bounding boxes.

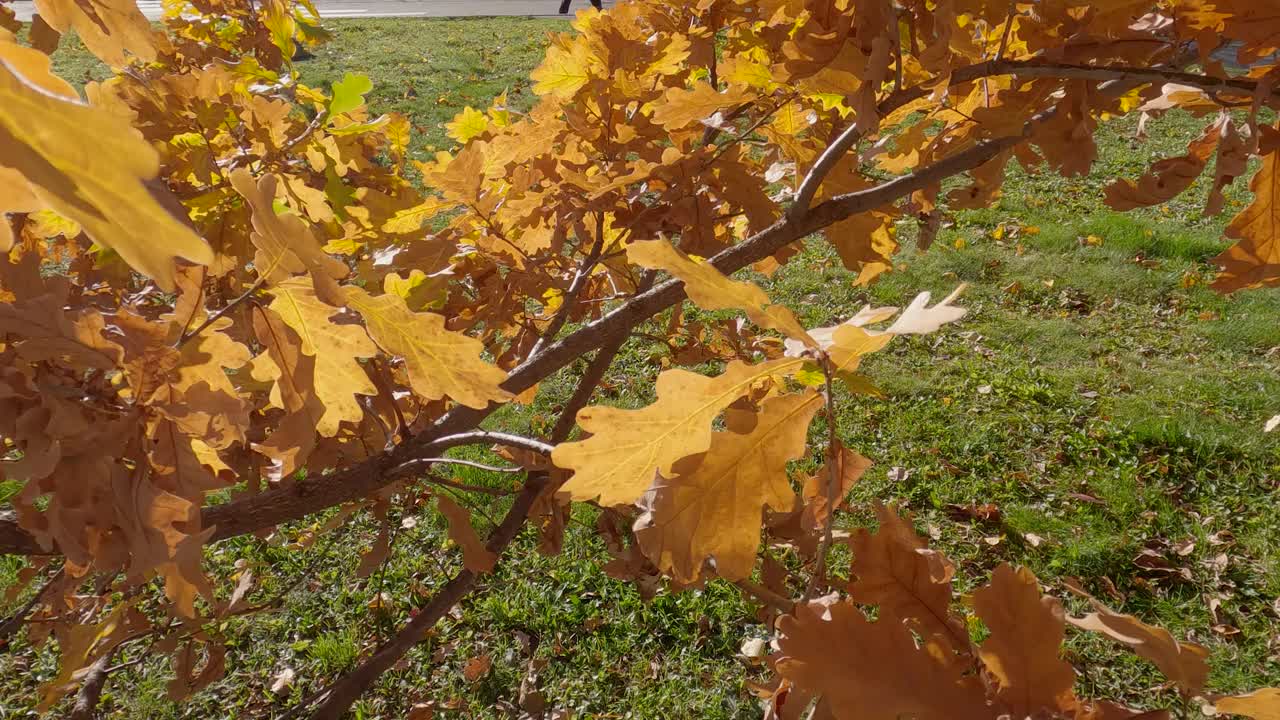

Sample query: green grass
[4,15,1279,720]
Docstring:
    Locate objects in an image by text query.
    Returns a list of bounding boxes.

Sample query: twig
[431,431,555,457]
[995,0,1017,61]
[424,474,517,497]
[178,277,266,347]
[297,472,554,720]
[278,110,329,157]
[0,567,63,644]
[369,358,409,443]
[805,355,841,599]
[789,122,866,219]
[395,458,523,474]
[103,655,147,675]
[528,212,608,358]
[735,579,795,614]
[69,649,115,720]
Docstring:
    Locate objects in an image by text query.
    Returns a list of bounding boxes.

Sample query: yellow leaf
[33,0,157,65]
[0,39,77,98]
[646,33,691,76]
[627,238,815,347]
[268,276,378,437]
[0,63,211,290]
[554,357,803,506]
[343,285,511,409]
[382,195,455,233]
[530,38,596,98]
[231,169,347,302]
[650,81,755,130]
[446,106,490,143]
[635,391,822,582]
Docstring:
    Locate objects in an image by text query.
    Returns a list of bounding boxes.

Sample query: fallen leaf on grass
[463,654,492,682]
[945,503,1002,525]
[269,667,296,696]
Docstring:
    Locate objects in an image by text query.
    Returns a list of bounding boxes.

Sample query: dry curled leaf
[436,495,497,573]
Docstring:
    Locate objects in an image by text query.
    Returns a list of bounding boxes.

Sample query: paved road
[10,0,612,20]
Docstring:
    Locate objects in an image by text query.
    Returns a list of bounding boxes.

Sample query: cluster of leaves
[765,504,1279,720]
[1,0,1279,716]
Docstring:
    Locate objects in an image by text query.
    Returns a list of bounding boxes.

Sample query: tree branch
[178,277,266,347]
[788,57,1270,219]
[0,567,62,643]
[9,59,1189,560]
[300,471,554,720]
[528,212,607,358]
[69,650,115,720]
[0,124,1036,558]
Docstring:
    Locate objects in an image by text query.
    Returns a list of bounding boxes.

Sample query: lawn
[3,14,1279,720]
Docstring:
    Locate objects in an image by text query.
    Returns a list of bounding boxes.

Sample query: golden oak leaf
[231,169,348,303]
[1212,147,1280,292]
[650,81,755,130]
[0,63,211,290]
[554,357,804,506]
[530,37,597,98]
[111,470,214,617]
[824,210,899,285]
[251,307,323,481]
[1105,120,1219,211]
[973,564,1076,717]
[801,442,872,533]
[268,276,377,437]
[0,39,76,98]
[158,323,251,451]
[635,391,823,583]
[382,195,455,233]
[38,602,150,710]
[148,418,224,503]
[848,504,970,655]
[437,495,497,573]
[775,598,991,720]
[627,239,815,347]
[446,106,490,143]
[423,143,485,206]
[33,0,157,65]
[1068,600,1210,693]
[343,285,511,409]
[1215,689,1280,720]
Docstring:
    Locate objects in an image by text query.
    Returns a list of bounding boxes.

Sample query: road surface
[9,0,612,20]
